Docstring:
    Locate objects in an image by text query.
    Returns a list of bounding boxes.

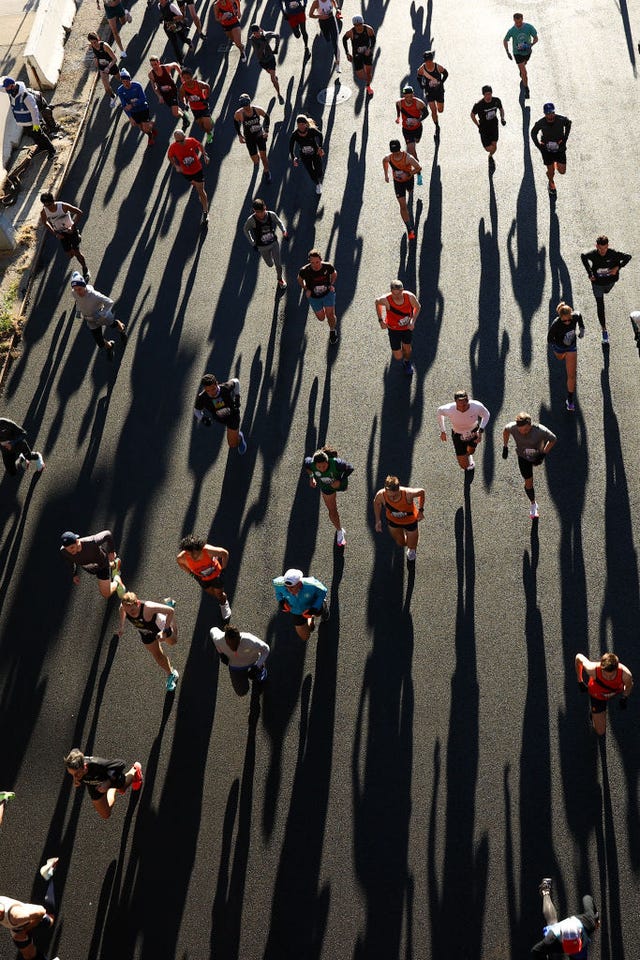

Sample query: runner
[64,749,143,820]
[0,418,44,476]
[575,652,633,736]
[102,0,132,58]
[375,279,420,376]
[210,623,269,694]
[117,69,158,146]
[177,0,206,40]
[470,85,505,170]
[40,193,89,278]
[289,115,325,193]
[342,15,375,95]
[69,272,127,360]
[158,0,192,63]
[193,373,247,454]
[118,592,179,692]
[502,412,557,520]
[1,863,58,960]
[395,85,427,177]
[167,129,209,221]
[437,389,491,473]
[546,301,584,411]
[213,0,245,60]
[298,249,338,344]
[148,56,189,129]
[88,33,119,106]
[0,78,55,159]
[178,68,213,143]
[243,198,288,289]
[279,0,309,55]
[273,568,329,640]
[176,535,232,623]
[530,103,571,196]
[234,94,271,181]
[308,0,341,72]
[373,475,425,563]
[503,12,538,97]
[580,236,632,344]
[532,880,598,957]
[303,445,353,547]
[382,139,421,241]
[248,24,284,102]
[416,50,448,136]
[60,529,125,599]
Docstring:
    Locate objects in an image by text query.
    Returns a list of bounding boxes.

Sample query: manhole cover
[317,83,352,105]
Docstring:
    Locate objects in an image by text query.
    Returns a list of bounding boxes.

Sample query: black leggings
[319,16,338,58]
[301,154,323,184]
[23,125,55,155]
[165,25,190,61]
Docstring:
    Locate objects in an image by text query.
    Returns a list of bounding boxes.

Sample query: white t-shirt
[210,628,269,669]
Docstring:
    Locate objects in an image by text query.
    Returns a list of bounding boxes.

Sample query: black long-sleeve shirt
[531,114,571,149]
[289,127,323,160]
[547,312,584,349]
[580,247,631,286]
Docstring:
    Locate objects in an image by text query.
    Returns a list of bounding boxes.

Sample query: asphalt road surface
[1,0,640,958]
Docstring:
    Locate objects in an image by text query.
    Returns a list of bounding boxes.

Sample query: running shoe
[334,60,341,73]
[307,616,316,633]
[316,183,323,194]
[83,269,91,281]
[601,329,609,344]
[237,431,247,455]
[34,452,45,472]
[406,548,417,562]
[120,50,127,59]
[113,575,127,599]
[336,528,346,548]
[366,85,373,96]
[565,399,575,412]
[264,170,272,183]
[329,329,338,344]
[166,669,179,692]
[417,173,423,186]
[181,114,190,131]
[109,96,117,109]
[407,230,416,241]
[206,131,213,144]
[220,599,232,624]
[0,791,15,805]
[548,183,556,196]
[124,8,133,21]
[466,456,475,471]
[240,51,247,62]
[131,762,144,791]
[105,340,115,360]
[529,501,539,519]
[539,878,553,895]
[163,597,177,608]
[402,359,414,376]
[252,665,267,683]
[39,858,59,881]
[277,278,287,290]
[15,453,28,470]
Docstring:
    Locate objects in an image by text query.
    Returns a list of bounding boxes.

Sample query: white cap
[283,568,303,586]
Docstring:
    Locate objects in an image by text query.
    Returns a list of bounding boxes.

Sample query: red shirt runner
[167,137,204,175]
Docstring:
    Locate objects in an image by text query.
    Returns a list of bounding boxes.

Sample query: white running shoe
[336,528,346,547]
[529,502,539,519]
[124,8,133,21]
[316,183,323,194]
[406,548,417,562]
[466,456,475,471]
[220,600,231,624]
[40,857,59,881]
[34,452,45,472]
[15,453,28,470]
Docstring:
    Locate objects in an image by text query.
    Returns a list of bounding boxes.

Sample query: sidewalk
[0,0,103,373]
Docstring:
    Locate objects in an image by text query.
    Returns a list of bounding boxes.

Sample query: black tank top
[94,42,113,69]
[242,108,264,138]
[126,603,156,637]
[154,64,177,96]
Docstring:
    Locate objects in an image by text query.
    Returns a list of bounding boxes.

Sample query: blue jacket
[7,82,39,126]
[273,576,327,615]
[117,81,148,113]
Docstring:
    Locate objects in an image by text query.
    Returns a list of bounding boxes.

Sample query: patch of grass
[0,279,20,339]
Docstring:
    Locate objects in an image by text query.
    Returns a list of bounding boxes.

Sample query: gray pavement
[1,1,640,958]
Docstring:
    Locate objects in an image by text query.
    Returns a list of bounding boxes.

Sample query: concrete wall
[24,0,77,89]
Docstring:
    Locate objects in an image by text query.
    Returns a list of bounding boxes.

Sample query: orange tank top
[400,98,422,130]
[389,152,414,182]
[384,293,413,330]
[384,489,419,525]
[184,550,221,581]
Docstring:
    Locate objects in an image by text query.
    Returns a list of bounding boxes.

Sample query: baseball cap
[238,93,251,105]
[1,77,16,89]
[352,14,364,24]
[423,50,435,59]
[543,102,555,114]
[249,22,261,33]
[119,68,131,79]
[402,84,414,94]
[283,568,303,587]
[70,271,86,288]
[61,531,80,546]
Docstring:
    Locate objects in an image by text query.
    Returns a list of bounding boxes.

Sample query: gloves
[219,652,229,666]
[502,446,509,460]
[201,416,212,427]
[501,119,506,126]
[578,680,588,693]
[33,124,41,132]
[279,599,291,613]
[620,697,628,710]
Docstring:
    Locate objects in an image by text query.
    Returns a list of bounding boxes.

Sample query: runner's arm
[575,654,597,682]
[206,545,229,569]
[621,665,634,697]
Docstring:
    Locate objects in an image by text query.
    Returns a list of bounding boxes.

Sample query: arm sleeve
[288,133,297,159]
[437,405,450,431]
[563,117,572,140]
[252,636,270,667]
[96,530,116,554]
[243,216,256,244]
[479,404,491,427]
[440,66,449,82]
[580,251,593,274]
[60,546,77,576]
[271,212,285,233]
[618,252,632,268]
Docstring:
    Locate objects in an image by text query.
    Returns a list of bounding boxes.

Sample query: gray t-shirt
[507,422,556,461]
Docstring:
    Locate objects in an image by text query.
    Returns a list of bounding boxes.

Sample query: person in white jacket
[1,77,55,158]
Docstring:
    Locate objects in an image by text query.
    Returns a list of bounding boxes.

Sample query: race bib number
[546,140,559,152]
[199,565,216,577]
[485,109,496,120]
[222,11,233,19]
[596,268,610,277]
[183,156,195,166]
[517,41,530,52]
[428,79,438,87]
[393,169,409,181]
[405,117,419,128]
[563,330,576,346]
[260,231,275,244]
[313,284,328,296]
[160,83,172,91]
[397,316,410,327]
[461,430,476,441]
[302,145,315,154]
[390,510,408,519]
[356,44,367,53]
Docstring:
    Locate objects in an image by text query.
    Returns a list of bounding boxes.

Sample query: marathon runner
[395,85,427,178]
[279,0,309,54]
[1,861,58,960]
[117,69,158,146]
[193,373,247,454]
[375,279,420,376]
[40,192,90,279]
[502,412,557,520]
[102,0,132,58]
[437,390,491,473]
[273,568,329,640]
[213,0,246,61]
[243,198,288,289]
[298,249,338,343]
[88,33,119,106]
[158,0,192,63]
[342,15,375,95]
[575,652,633,736]
[69,272,127,360]
[176,535,232,623]
[382,139,421,241]
[118,592,179,692]
[470,85,505,170]
[289,115,325,193]
[373,475,425,563]
[148,56,189,129]
[308,0,341,72]
[64,749,143,819]
[546,301,584,411]
[0,418,44,476]
[234,94,271,181]
[503,12,538,97]
[530,102,571,196]
[580,235,632,344]
[167,129,210,222]
[210,624,269,694]
[303,445,353,547]
[248,24,284,102]
[178,68,213,144]
[416,50,448,136]
[60,529,125,599]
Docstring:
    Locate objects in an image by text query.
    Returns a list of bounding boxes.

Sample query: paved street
[1,0,640,957]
